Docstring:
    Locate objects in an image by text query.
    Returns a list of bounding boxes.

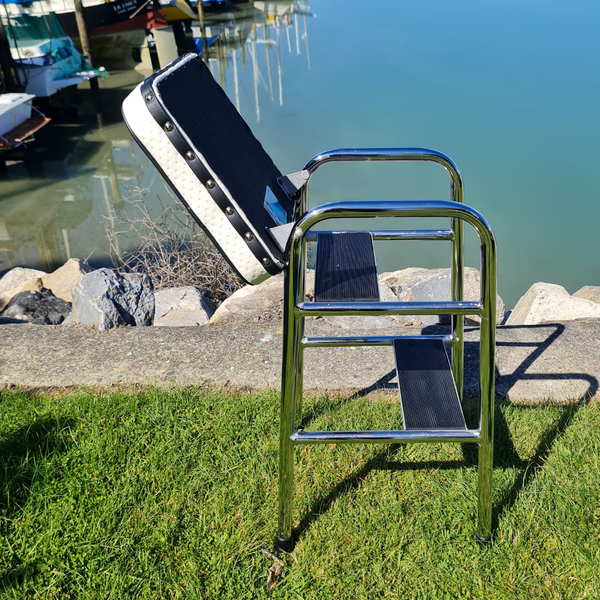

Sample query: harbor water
[1,0,599,309]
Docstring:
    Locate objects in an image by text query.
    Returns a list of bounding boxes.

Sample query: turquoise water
[1,0,599,309]
[224,0,600,309]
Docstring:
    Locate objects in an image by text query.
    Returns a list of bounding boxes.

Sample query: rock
[380,267,505,326]
[573,286,600,305]
[0,277,45,311]
[72,268,154,330]
[62,312,75,325]
[0,267,47,295]
[41,258,94,303]
[154,287,215,327]
[211,266,506,328]
[0,288,71,325]
[209,270,318,325]
[378,267,437,295]
[209,274,285,324]
[506,282,600,326]
[320,284,400,329]
[0,259,94,311]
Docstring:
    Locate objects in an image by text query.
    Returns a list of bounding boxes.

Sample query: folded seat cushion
[122,53,295,284]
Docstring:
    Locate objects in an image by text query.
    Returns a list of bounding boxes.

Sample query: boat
[0,12,105,97]
[2,0,167,37]
[0,93,51,150]
[159,0,195,22]
[52,0,167,38]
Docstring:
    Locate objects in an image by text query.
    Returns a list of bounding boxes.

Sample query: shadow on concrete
[297,368,398,430]
[495,323,598,398]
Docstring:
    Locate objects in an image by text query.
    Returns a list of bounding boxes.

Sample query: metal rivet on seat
[206,179,216,189]
[186,151,195,161]
[145,93,154,102]
[164,121,174,132]
[244,232,254,242]
[262,257,271,266]
[225,206,234,215]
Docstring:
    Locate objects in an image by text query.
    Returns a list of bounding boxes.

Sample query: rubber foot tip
[274,535,294,553]
[475,533,492,545]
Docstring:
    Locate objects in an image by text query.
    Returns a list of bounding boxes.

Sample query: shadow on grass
[293,321,598,543]
[491,397,590,530]
[294,397,591,544]
[0,416,75,587]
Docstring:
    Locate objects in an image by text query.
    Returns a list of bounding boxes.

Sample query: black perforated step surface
[393,338,466,430]
[314,232,379,302]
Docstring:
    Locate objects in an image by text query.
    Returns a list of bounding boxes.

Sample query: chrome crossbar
[303,229,455,242]
[296,300,483,317]
[292,429,480,445]
[301,334,455,348]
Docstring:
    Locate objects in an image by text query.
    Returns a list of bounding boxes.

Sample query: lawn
[0,386,598,599]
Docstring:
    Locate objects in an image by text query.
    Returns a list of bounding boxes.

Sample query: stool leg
[276,361,295,551]
[275,267,300,553]
[476,305,495,542]
[476,436,493,542]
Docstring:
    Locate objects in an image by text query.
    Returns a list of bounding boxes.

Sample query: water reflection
[0,118,154,273]
[0,0,315,276]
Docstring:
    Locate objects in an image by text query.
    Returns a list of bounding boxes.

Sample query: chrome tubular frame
[277,194,496,546]
[298,148,465,401]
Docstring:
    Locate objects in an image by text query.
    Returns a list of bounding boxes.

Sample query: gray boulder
[154,287,215,327]
[72,268,154,330]
[380,267,505,326]
[0,288,71,325]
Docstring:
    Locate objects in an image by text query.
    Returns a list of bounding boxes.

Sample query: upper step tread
[393,338,466,430]
[314,232,379,302]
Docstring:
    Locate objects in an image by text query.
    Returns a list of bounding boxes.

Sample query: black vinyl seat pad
[151,54,293,260]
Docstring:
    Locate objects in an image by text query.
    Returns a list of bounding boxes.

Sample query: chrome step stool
[122,53,497,550]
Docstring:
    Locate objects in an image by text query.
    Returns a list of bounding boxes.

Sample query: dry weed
[105,185,243,306]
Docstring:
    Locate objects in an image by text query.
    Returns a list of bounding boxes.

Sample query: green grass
[0,386,598,599]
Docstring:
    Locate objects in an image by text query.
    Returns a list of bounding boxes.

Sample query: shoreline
[2,319,599,403]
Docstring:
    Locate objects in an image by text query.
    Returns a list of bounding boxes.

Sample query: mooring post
[73,0,99,92]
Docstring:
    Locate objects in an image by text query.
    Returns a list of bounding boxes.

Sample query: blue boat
[1,11,105,97]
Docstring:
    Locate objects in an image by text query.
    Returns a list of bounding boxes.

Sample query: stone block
[0,277,44,311]
[506,282,600,326]
[42,258,95,303]
[209,273,285,324]
[154,287,215,327]
[573,286,600,305]
[72,268,154,330]
[379,267,505,326]
[0,267,47,295]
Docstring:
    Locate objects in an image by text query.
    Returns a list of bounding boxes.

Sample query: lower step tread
[393,337,466,430]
